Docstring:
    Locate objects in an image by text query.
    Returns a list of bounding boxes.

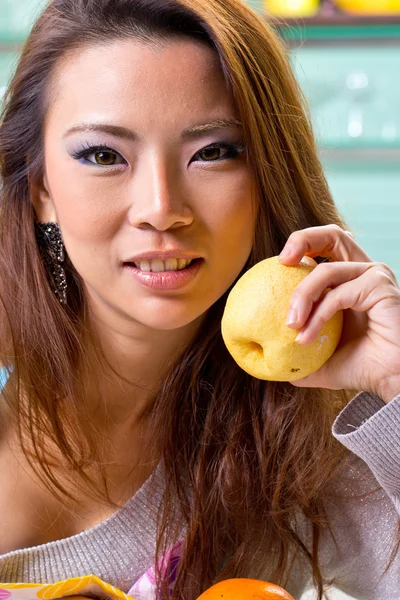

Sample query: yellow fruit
[265,0,320,18]
[221,256,343,382]
[336,0,400,14]
[196,578,295,599]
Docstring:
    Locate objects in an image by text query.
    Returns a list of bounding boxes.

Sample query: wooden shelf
[267,11,400,43]
[269,13,400,27]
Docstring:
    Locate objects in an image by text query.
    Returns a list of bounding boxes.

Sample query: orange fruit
[196,578,295,599]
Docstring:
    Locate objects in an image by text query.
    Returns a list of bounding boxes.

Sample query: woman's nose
[128,155,194,231]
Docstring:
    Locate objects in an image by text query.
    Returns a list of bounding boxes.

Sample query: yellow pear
[221,256,343,381]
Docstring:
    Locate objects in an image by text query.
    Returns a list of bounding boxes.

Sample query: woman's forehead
[46,37,235,133]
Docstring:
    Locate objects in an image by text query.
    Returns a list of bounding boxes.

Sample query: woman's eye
[71,145,126,166]
[194,142,245,163]
[90,150,122,166]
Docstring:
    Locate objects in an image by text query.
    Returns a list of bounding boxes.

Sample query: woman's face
[36,38,257,331]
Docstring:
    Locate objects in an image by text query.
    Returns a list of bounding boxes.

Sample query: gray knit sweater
[1,391,400,599]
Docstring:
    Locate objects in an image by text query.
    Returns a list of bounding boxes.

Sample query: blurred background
[0,0,399,280]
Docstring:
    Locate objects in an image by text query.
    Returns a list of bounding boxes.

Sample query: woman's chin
[136,309,208,332]
[115,301,209,333]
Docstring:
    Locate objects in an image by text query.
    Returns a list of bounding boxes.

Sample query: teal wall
[0,0,45,43]
[0,52,15,100]
[292,45,400,277]
[246,0,264,11]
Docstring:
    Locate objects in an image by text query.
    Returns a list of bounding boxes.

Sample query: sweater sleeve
[262,392,400,600]
[332,391,400,510]
[285,392,400,600]
[298,391,400,600]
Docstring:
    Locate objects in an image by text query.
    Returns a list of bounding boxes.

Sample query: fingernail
[286,308,298,326]
[295,331,305,343]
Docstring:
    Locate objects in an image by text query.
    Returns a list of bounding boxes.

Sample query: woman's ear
[31,173,57,222]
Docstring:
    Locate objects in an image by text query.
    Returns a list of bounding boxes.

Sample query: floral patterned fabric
[0,575,132,600]
[0,541,183,600]
[128,540,182,600]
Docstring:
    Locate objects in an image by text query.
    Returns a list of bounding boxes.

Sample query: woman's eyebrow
[63,118,242,141]
[182,118,242,139]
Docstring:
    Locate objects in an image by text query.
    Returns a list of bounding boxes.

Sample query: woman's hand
[279,224,400,403]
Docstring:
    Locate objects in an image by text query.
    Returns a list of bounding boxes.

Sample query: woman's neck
[81,306,206,433]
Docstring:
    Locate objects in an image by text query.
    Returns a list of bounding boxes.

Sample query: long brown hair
[0,0,353,597]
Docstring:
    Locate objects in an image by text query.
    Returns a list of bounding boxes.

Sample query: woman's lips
[123,258,203,291]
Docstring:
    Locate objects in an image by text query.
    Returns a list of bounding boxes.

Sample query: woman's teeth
[134,258,193,272]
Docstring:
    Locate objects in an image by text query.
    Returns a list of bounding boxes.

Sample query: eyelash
[70,141,246,166]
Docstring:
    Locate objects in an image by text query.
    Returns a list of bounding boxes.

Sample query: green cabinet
[0,52,17,103]
[292,44,400,277]
[291,46,400,151]
[0,0,45,43]
[246,0,264,11]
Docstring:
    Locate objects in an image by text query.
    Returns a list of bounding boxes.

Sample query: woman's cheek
[206,177,256,235]
[48,173,124,244]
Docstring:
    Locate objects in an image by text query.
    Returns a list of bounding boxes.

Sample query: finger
[295,266,394,345]
[289,361,336,389]
[279,224,372,265]
[286,261,375,331]
[289,335,358,390]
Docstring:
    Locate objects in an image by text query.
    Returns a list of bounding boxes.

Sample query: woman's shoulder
[325,450,385,501]
[317,451,400,596]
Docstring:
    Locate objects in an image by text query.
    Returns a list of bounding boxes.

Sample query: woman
[0,0,399,598]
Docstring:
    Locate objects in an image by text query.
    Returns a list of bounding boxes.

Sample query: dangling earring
[35,221,67,305]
